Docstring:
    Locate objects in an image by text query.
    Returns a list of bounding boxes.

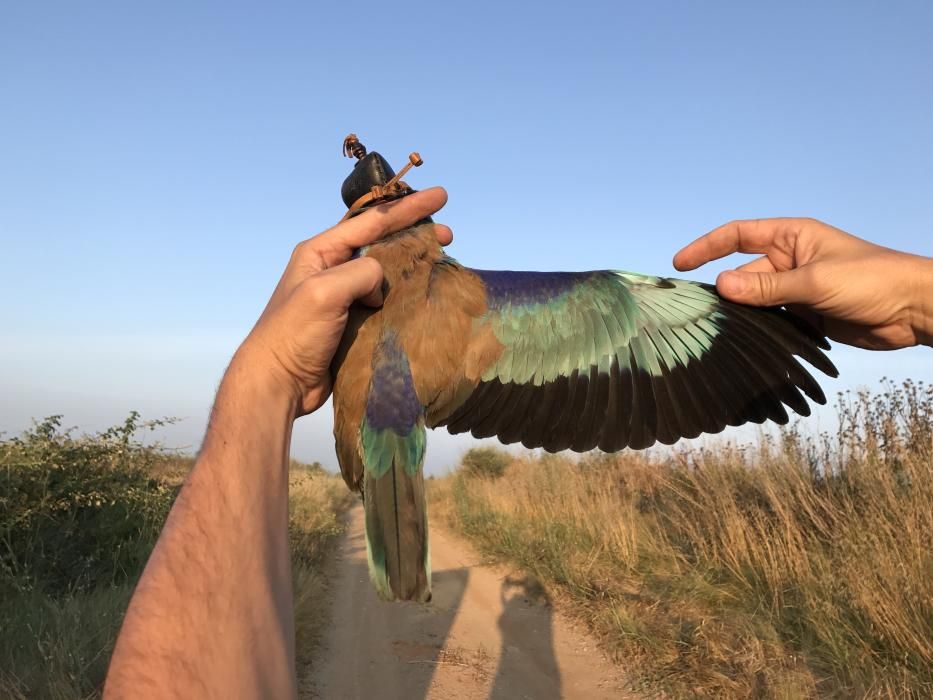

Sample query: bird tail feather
[361,424,431,602]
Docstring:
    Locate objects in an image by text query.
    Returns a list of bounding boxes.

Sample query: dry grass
[288,465,355,681]
[430,381,932,698]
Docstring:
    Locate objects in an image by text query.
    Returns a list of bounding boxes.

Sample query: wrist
[196,352,298,478]
[227,341,303,417]
[207,347,302,440]
[908,255,933,347]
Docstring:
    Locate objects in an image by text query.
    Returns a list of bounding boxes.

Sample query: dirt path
[308,504,634,700]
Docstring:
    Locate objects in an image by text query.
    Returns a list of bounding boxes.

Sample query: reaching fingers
[306,187,450,268]
[716,267,813,307]
[673,218,806,271]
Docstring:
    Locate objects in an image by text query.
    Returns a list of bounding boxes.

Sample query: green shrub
[0,413,352,698]
[460,446,511,480]
[0,413,178,597]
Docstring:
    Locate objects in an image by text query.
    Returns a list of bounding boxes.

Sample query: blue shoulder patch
[471,269,596,309]
[365,333,422,435]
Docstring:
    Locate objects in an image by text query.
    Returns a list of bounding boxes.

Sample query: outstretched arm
[674,218,933,350]
[104,189,452,698]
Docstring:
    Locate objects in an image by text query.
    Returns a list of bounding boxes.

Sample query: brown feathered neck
[363,223,445,289]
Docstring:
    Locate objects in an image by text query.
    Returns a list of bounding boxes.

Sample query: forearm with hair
[105,352,298,699]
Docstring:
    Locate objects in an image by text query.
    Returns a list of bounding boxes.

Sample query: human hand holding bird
[240,187,452,416]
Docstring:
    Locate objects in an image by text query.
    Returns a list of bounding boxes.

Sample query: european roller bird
[330,136,838,603]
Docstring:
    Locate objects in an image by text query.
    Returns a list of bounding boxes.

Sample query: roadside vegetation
[0,413,350,699]
[289,462,354,684]
[430,381,932,698]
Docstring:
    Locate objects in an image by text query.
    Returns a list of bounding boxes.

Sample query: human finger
[433,223,454,246]
[673,218,804,271]
[305,187,449,268]
[715,267,813,307]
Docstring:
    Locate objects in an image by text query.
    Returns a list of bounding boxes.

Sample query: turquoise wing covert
[434,269,838,452]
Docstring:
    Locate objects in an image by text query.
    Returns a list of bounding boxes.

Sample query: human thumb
[716,269,805,307]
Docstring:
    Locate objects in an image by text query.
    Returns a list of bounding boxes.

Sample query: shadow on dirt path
[308,504,632,700]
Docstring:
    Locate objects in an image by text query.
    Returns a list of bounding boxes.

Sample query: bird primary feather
[330,222,838,602]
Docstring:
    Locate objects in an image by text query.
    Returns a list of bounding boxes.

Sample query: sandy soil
[308,503,635,700]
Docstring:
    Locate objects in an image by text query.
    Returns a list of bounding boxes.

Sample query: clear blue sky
[2,2,931,472]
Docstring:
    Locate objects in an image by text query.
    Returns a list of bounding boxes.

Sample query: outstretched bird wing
[431,268,838,452]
